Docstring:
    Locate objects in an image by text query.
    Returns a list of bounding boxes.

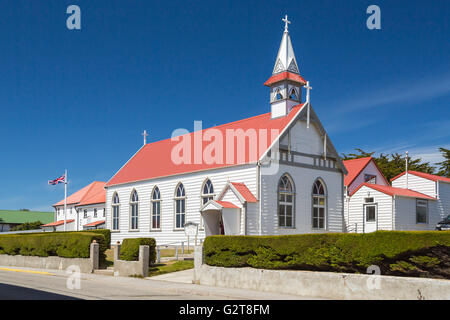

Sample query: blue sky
[0,0,449,211]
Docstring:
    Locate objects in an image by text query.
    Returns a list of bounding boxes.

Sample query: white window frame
[112,193,120,231]
[174,183,186,230]
[151,186,161,231]
[130,190,139,231]
[416,199,428,224]
[312,179,327,230]
[278,174,295,228]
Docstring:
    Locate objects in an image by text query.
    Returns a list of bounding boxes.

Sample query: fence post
[156,246,161,263]
[90,240,99,271]
[139,245,149,277]
[181,241,185,255]
[114,241,121,262]
[175,245,178,260]
[193,245,203,284]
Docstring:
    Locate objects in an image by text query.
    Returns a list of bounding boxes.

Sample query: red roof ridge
[230,182,258,203]
[391,170,450,183]
[42,219,75,227]
[350,182,436,200]
[215,201,239,208]
[54,181,106,207]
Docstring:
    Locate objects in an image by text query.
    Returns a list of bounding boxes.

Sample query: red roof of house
[42,219,75,227]
[83,220,106,227]
[54,181,106,207]
[106,105,305,187]
[215,201,239,209]
[350,183,436,200]
[264,72,307,86]
[230,182,258,203]
[342,157,373,187]
[391,170,450,183]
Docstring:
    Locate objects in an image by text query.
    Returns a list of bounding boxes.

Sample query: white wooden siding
[347,186,393,233]
[394,197,439,231]
[105,165,257,245]
[392,174,436,197]
[437,182,450,221]
[280,120,324,155]
[260,163,344,235]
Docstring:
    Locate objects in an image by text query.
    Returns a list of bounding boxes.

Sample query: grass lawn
[159,248,194,257]
[148,260,194,277]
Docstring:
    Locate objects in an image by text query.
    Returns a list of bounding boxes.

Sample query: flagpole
[64,169,67,232]
[405,151,409,189]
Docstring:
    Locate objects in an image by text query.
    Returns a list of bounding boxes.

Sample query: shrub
[120,238,156,265]
[0,232,107,262]
[11,221,43,231]
[204,231,450,277]
[80,229,111,248]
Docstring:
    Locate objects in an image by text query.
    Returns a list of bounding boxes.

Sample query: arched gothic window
[151,187,161,230]
[278,174,295,227]
[289,88,298,100]
[312,179,327,229]
[130,190,139,230]
[112,193,120,230]
[174,183,186,229]
[201,179,214,206]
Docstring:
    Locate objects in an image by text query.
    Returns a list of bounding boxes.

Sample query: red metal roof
[106,105,305,187]
[215,201,239,209]
[264,72,307,86]
[42,219,75,227]
[84,220,106,227]
[391,170,450,183]
[342,157,373,187]
[54,181,106,207]
[350,183,436,200]
[230,182,257,203]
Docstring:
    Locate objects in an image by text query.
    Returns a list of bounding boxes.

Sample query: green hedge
[120,238,156,265]
[79,229,111,248]
[0,232,107,262]
[204,231,450,275]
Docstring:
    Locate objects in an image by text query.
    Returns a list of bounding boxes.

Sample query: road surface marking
[0,267,55,276]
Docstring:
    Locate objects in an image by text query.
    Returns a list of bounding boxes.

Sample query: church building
[104,17,347,245]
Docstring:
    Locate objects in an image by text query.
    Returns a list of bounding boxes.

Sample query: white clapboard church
[105,17,347,245]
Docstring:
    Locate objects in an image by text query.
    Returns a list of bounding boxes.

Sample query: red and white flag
[48,174,66,185]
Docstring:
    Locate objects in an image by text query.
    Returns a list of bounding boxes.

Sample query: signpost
[184,221,199,252]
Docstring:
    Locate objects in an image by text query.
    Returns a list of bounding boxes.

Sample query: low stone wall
[113,243,149,277]
[193,246,450,300]
[0,242,99,274]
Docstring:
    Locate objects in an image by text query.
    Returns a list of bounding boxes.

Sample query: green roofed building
[0,210,54,232]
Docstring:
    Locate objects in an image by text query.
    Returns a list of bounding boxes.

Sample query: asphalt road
[0,267,310,300]
[0,283,80,300]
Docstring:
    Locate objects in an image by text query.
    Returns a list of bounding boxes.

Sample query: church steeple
[265,15,307,119]
[273,15,300,75]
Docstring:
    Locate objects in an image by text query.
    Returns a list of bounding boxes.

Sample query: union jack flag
[48,174,66,185]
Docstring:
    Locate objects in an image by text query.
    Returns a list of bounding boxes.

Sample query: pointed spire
[272,15,300,75]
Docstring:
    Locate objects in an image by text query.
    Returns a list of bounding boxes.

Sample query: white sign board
[184,221,198,237]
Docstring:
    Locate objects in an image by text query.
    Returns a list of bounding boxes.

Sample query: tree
[342,149,436,182]
[436,147,450,178]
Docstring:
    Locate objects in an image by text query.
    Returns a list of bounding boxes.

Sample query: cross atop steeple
[271,15,299,75]
[282,14,291,32]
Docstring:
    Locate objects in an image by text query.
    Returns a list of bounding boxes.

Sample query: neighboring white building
[44,181,106,231]
[104,18,347,246]
[391,170,450,229]
[343,157,448,233]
